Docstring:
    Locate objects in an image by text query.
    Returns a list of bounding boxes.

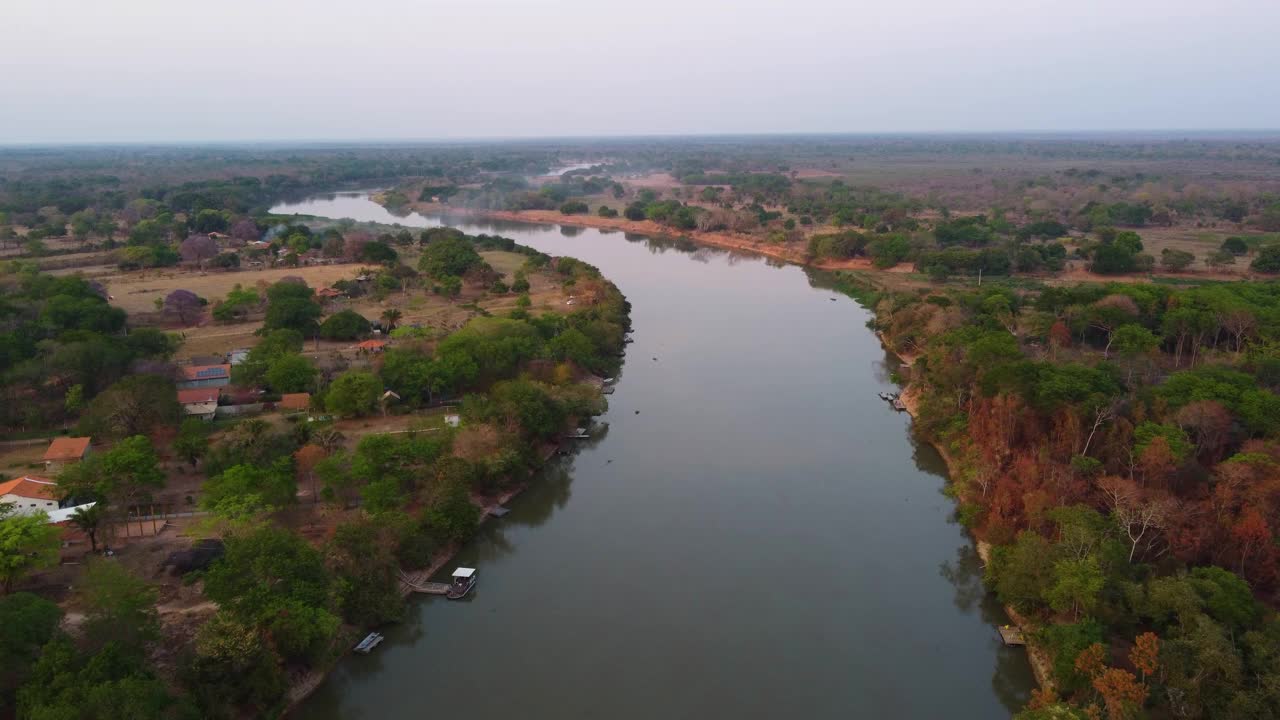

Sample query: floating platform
[488,506,511,518]
[892,397,908,412]
[354,632,384,654]
[997,625,1026,646]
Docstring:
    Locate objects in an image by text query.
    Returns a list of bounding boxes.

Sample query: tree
[69,503,105,552]
[1160,248,1195,272]
[1205,249,1236,270]
[1220,236,1248,256]
[326,519,405,625]
[1099,476,1176,563]
[0,513,60,593]
[0,592,61,705]
[203,526,337,663]
[179,234,219,265]
[163,289,203,325]
[181,611,285,715]
[325,370,381,417]
[173,417,210,468]
[380,308,402,330]
[318,309,371,340]
[1250,245,1280,274]
[59,434,166,509]
[264,353,317,393]
[230,218,260,242]
[1092,243,1137,274]
[202,462,296,516]
[1093,667,1147,720]
[78,374,181,439]
[1046,556,1105,618]
[418,235,483,278]
[192,209,229,234]
[263,281,321,334]
[1129,632,1159,683]
[1111,324,1158,383]
[79,559,159,655]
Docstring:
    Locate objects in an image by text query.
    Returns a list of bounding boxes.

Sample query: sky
[2,0,1279,143]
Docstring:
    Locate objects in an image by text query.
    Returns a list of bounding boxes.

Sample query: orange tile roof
[43,436,91,462]
[0,476,58,501]
[279,393,311,410]
[355,339,387,350]
[178,388,221,404]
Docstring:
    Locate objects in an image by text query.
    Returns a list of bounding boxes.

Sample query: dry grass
[0,442,51,479]
[102,264,367,314]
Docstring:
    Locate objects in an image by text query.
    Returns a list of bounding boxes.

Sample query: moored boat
[446,567,477,599]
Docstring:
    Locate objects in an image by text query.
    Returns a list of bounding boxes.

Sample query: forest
[872,276,1280,719]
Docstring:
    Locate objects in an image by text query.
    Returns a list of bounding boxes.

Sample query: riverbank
[285,439,570,712]
[395,200,900,274]
[889,345,1055,692]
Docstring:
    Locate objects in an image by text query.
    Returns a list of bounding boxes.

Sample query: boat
[892,397,908,412]
[446,567,477,599]
[354,632,384,654]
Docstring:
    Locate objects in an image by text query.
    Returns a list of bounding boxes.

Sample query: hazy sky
[3,0,1278,143]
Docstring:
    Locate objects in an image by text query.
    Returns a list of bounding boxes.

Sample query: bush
[559,201,589,215]
[597,206,618,218]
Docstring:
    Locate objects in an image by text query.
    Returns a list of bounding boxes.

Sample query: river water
[271,192,1034,719]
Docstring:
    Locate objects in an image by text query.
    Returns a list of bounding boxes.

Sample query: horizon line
[5,128,1280,149]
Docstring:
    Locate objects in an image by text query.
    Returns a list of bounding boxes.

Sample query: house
[317,287,345,300]
[355,339,388,354]
[0,476,60,516]
[278,393,311,413]
[42,436,91,472]
[178,388,220,421]
[179,364,231,389]
[229,348,251,365]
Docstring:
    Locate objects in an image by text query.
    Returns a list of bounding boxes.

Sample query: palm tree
[381,308,402,331]
[70,503,105,553]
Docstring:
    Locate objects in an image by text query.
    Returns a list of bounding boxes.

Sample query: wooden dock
[399,572,451,595]
[997,625,1026,646]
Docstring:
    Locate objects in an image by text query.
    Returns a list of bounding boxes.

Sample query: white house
[0,476,60,516]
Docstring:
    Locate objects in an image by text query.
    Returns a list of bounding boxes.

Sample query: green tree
[1220,236,1248,256]
[0,512,61,594]
[77,375,181,439]
[79,559,159,656]
[203,526,337,663]
[172,418,210,468]
[325,370,381,417]
[1046,556,1106,618]
[0,592,61,706]
[326,519,405,626]
[418,235,483,278]
[1250,245,1280,273]
[318,309,371,340]
[59,435,165,507]
[263,281,321,334]
[264,353,317,393]
[202,461,297,516]
[180,611,285,716]
[1160,248,1195,271]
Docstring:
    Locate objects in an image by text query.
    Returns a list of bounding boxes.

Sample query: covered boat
[447,567,477,599]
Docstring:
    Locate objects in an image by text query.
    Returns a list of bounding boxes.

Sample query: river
[271,192,1035,719]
